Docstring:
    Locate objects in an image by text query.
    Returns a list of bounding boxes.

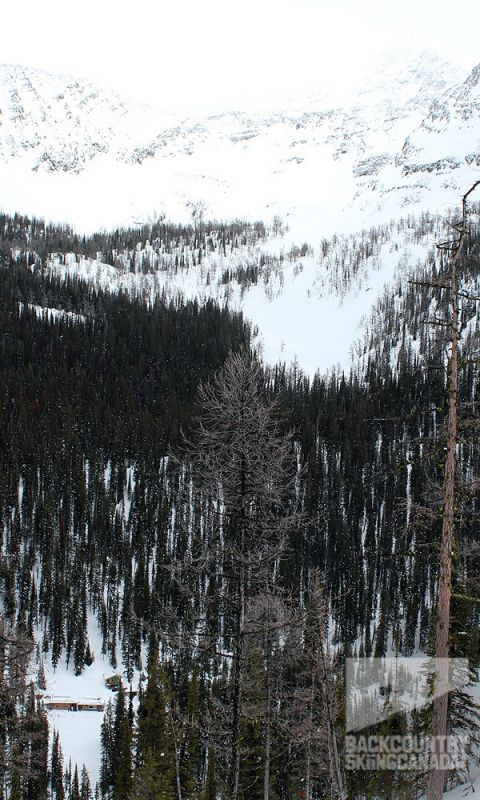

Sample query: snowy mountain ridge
[0,63,177,171]
[0,53,477,238]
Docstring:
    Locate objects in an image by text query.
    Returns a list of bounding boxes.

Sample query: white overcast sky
[3,0,480,113]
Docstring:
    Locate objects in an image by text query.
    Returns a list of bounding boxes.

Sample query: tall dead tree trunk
[427,181,480,800]
[230,453,246,800]
[229,386,251,800]
[291,574,346,800]
[311,577,347,800]
[263,598,273,800]
[243,590,293,800]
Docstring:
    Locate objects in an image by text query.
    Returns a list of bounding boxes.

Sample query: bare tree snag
[427,181,480,800]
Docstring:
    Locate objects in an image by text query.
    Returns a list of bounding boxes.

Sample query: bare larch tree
[426,180,480,800]
[181,350,299,800]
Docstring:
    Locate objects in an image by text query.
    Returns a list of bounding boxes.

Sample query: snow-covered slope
[41,214,445,375]
[0,53,474,238]
[0,64,176,171]
[364,61,480,218]
[2,52,480,375]
[398,63,480,179]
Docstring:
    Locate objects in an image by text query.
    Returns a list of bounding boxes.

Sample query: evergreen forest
[0,211,479,800]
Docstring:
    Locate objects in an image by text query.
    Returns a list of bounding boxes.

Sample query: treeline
[0,212,268,269]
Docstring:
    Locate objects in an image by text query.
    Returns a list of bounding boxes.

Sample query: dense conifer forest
[0,212,479,799]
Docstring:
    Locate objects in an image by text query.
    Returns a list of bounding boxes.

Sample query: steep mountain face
[356,59,480,218]
[0,64,175,172]
[0,54,474,237]
[396,62,480,177]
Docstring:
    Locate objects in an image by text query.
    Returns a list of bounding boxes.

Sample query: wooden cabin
[45,701,79,711]
[45,699,104,712]
[105,674,123,691]
[77,701,104,712]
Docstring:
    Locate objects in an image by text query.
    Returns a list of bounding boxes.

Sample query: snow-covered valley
[2,52,480,374]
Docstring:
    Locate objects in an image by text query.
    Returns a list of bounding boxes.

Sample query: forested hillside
[0,212,479,799]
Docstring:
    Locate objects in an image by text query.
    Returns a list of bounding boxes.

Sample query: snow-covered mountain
[0,53,477,238]
[0,64,176,171]
[2,52,480,375]
[396,62,480,180]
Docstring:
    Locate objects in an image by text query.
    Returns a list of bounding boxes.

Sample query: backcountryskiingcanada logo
[344,656,471,771]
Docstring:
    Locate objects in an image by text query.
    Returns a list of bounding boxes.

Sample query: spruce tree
[114,703,134,800]
[51,730,66,800]
[80,765,92,800]
[100,701,115,796]
[135,655,176,799]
